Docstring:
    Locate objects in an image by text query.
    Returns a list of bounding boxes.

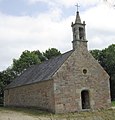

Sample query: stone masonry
[4,80,55,112]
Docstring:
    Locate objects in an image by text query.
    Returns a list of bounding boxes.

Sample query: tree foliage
[90,44,115,74]
[12,50,41,76]
[43,48,61,60]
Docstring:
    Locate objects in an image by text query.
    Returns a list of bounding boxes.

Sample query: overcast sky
[0,0,115,71]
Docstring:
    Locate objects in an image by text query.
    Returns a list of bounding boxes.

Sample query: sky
[0,0,115,71]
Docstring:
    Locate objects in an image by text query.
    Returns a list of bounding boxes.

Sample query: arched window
[81,90,90,109]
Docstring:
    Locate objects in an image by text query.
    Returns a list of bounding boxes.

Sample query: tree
[100,45,115,101]
[0,72,4,105]
[90,44,115,73]
[32,50,46,62]
[43,48,61,60]
[0,68,15,105]
[12,50,41,76]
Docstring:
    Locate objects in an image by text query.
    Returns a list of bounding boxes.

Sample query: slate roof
[6,50,73,89]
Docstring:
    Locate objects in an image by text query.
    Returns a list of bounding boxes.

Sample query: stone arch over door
[81,90,90,109]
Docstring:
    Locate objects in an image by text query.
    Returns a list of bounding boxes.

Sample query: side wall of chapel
[4,80,55,112]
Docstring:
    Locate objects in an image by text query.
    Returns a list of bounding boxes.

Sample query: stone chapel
[4,10,111,113]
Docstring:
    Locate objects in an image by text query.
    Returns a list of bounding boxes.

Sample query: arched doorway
[81,90,90,109]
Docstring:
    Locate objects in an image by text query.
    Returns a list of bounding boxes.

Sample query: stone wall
[53,44,111,113]
[4,80,55,112]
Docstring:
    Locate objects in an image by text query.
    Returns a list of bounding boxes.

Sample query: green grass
[112,101,115,106]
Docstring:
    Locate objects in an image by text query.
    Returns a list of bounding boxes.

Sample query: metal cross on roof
[75,3,80,12]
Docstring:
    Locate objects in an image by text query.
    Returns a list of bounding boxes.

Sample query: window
[83,69,87,74]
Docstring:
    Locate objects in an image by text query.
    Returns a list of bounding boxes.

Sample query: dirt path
[0,110,49,120]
